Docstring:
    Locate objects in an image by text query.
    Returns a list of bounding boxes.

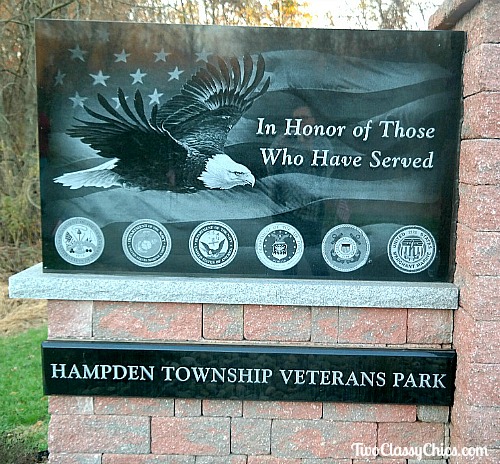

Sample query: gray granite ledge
[9,264,459,309]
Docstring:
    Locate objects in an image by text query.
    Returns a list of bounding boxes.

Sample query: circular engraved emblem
[255,222,304,271]
[189,221,238,269]
[322,224,370,272]
[122,219,172,267]
[54,217,104,266]
[387,225,436,274]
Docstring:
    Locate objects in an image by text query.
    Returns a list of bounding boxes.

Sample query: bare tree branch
[39,0,77,19]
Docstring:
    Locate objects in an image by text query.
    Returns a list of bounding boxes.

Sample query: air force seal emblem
[388,225,436,273]
[54,217,104,266]
[255,222,304,271]
[322,224,370,272]
[122,219,172,267]
[189,221,238,269]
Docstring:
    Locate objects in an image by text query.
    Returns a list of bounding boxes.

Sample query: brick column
[430,1,500,462]
[43,299,455,463]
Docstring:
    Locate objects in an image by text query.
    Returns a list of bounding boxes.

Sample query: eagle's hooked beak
[198,154,255,190]
[241,172,255,187]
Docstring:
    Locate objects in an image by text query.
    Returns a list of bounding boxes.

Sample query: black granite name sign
[42,341,456,405]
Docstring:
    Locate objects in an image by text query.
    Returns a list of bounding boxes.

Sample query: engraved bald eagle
[54,54,270,192]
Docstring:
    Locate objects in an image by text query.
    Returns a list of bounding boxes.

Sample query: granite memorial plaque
[42,341,456,405]
[37,20,465,281]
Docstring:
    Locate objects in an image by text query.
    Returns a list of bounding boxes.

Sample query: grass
[0,325,49,462]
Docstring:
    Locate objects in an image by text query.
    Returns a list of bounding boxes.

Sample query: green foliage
[0,326,49,459]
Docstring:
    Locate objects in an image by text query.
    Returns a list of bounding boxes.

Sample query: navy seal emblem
[322,224,370,272]
[255,222,304,271]
[54,217,104,266]
[388,225,436,273]
[122,219,171,267]
[189,221,238,269]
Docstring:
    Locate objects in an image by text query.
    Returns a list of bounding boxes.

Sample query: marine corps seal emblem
[122,219,172,267]
[322,224,370,272]
[189,221,238,269]
[387,225,436,273]
[54,217,104,266]
[255,222,304,271]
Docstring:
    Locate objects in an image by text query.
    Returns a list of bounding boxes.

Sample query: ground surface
[0,279,47,335]
[1,275,48,463]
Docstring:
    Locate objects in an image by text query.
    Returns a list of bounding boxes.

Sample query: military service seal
[322,224,370,272]
[122,219,171,267]
[387,225,436,274]
[255,222,304,271]
[189,221,238,269]
[54,217,104,266]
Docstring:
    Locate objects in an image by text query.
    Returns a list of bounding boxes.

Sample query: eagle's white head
[198,154,255,190]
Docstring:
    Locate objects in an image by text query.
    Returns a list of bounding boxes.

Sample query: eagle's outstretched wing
[60,55,269,192]
[65,89,194,190]
[68,89,183,164]
[157,54,270,153]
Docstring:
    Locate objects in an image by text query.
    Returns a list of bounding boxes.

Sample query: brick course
[48,415,150,454]
[231,418,272,455]
[203,304,244,340]
[271,420,377,459]
[48,454,102,464]
[407,309,453,345]
[337,307,407,345]
[322,404,416,423]
[462,92,500,140]
[458,184,500,232]
[377,422,445,449]
[93,301,202,341]
[243,401,322,419]
[244,305,311,341]
[47,300,93,339]
[459,139,500,186]
[151,417,230,455]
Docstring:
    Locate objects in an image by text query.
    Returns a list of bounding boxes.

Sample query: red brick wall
[46,300,453,463]
[430,0,500,463]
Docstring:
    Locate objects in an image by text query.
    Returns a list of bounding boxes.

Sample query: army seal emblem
[54,217,104,266]
[322,224,370,272]
[388,225,436,274]
[122,219,171,267]
[255,222,304,271]
[189,221,238,269]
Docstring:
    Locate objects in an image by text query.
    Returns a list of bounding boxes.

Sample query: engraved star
[69,92,87,108]
[130,68,147,85]
[148,89,163,105]
[195,50,212,62]
[168,66,184,81]
[68,45,87,61]
[90,70,110,86]
[54,69,66,86]
[114,49,130,63]
[154,48,170,62]
[112,95,129,109]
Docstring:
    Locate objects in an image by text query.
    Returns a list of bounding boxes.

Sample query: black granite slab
[42,341,455,405]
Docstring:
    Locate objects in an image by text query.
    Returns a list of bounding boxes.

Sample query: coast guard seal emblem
[388,225,436,274]
[122,219,171,267]
[322,224,370,272]
[54,217,104,266]
[189,221,238,269]
[255,222,304,271]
